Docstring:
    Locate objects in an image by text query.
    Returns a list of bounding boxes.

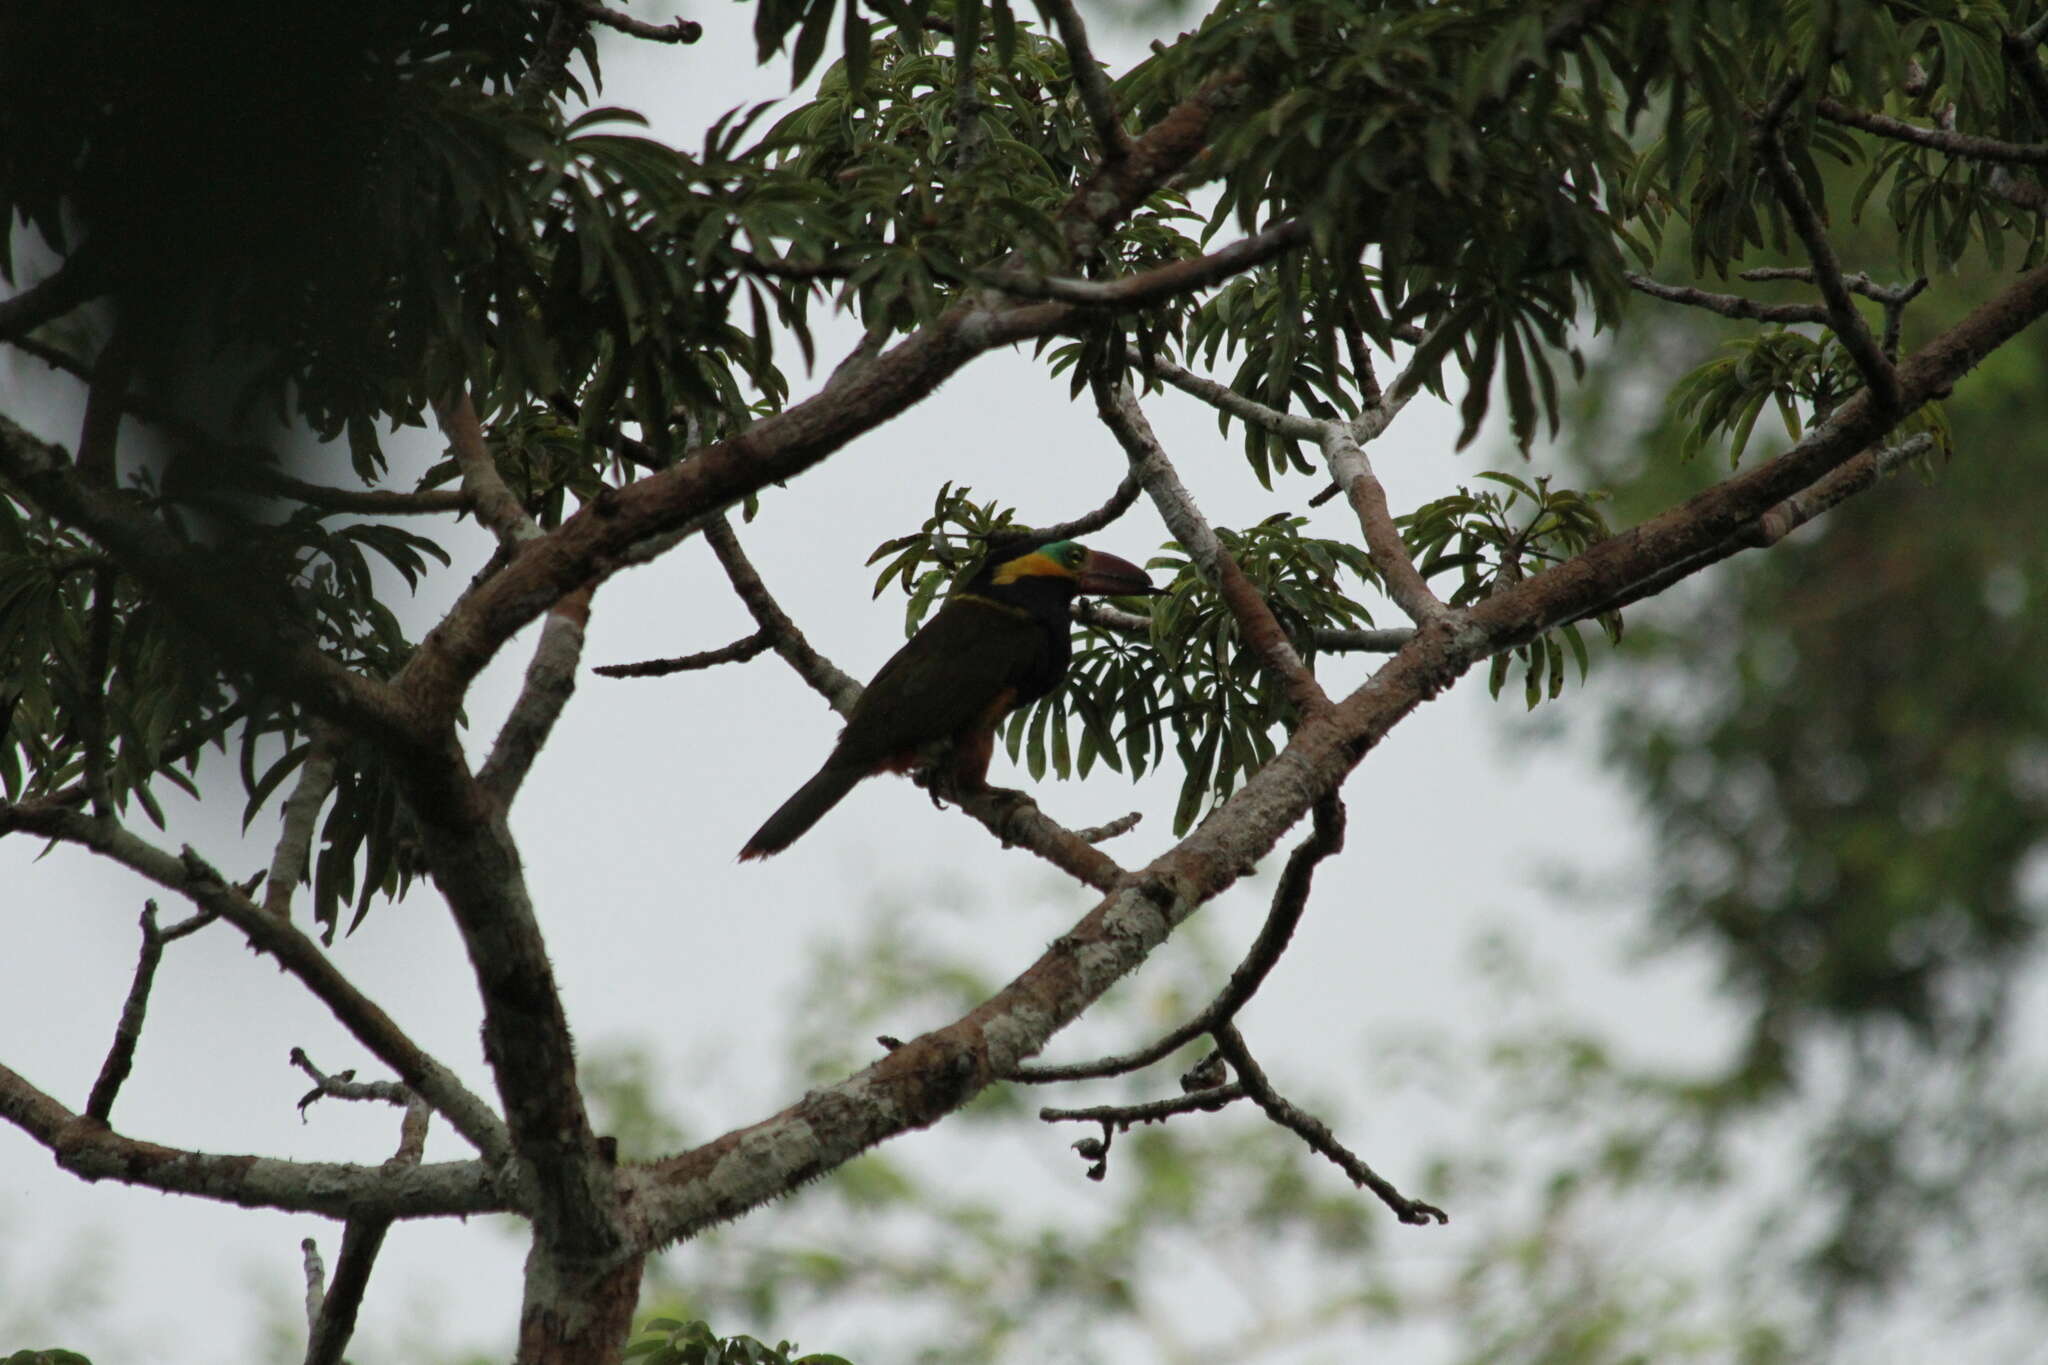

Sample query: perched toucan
[738,537,1157,860]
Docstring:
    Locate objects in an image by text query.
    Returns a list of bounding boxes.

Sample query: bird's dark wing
[832,598,1056,770]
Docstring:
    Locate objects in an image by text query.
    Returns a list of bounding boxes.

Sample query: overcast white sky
[0,9,1756,1361]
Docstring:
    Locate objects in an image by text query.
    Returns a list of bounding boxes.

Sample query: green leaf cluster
[627,1317,851,1365]
[1401,473,1619,708]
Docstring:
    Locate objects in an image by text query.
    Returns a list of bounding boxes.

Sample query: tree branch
[1625,272,1831,324]
[990,220,1309,310]
[0,1060,501,1219]
[1212,1022,1447,1225]
[706,516,863,715]
[0,255,100,341]
[1816,95,2048,166]
[1028,469,1142,543]
[1321,424,1447,625]
[1094,375,1329,718]
[477,584,595,810]
[571,0,701,44]
[594,630,772,678]
[1038,0,1128,163]
[1127,345,1326,441]
[630,251,2048,1254]
[263,725,339,919]
[1010,796,1344,1083]
[1725,119,1892,415]
[85,901,219,1122]
[0,801,513,1162]
[435,390,541,548]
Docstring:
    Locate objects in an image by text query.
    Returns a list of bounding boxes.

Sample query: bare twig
[572,0,701,44]
[1127,345,1324,441]
[1816,96,2048,167]
[1213,1022,1447,1226]
[991,220,1310,310]
[1028,470,1143,543]
[1040,1083,1248,1128]
[0,1060,502,1218]
[304,1218,388,1365]
[1741,267,1930,359]
[1073,811,1142,844]
[86,901,219,1122]
[1754,125,1900,409]
[1011,796,1344,1083]
[289,1047,419,1116]
[2001,25,2048,121]
[595,630,772,678]
[301,1239,326,1331]
[0,803,512,1161]
[1095,376,1330,718]
[263,725,339,919]
[706,516,862,715]
[1039,0,1129,163]
[1625,273,1830,325]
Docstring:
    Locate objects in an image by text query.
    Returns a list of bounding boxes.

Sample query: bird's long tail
[738,761,866,860]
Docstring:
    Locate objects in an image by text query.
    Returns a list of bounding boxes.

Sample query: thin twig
[572,0,702,44]
[1038,0,1129,163]
[301,1239,327,1334]
[86,901,219,1122]
[1128,346,1325,440]
[1073,811,1142,844]
[1741,267,1930,360]
[1011,796,1345,1083]
[304,1218,388,1365]
[1816,96,2048,167]
[595,630,772,678]
[1095,376,1330,718]
[1028,470,1143,543]
[1040,1084,1248,1128]
[1625,273,1830,324]
[1212,1022,1447,1226]
[0,802,513,1161]
[990,220,1310,310]
[2001,26,2048,121]
[706,516,862,715]
[289,1047,419,1115]
[1753,126,1902,411]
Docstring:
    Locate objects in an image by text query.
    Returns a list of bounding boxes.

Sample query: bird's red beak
[1076,548,1158,597]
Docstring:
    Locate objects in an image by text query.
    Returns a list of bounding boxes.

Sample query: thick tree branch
[0,801,513,1162]
[85,901,219,1122]
[0,1061,501,1219]
[1010,796,1344,1083]
[1212,1022,1447,1225]
[1095,375,1329,718]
